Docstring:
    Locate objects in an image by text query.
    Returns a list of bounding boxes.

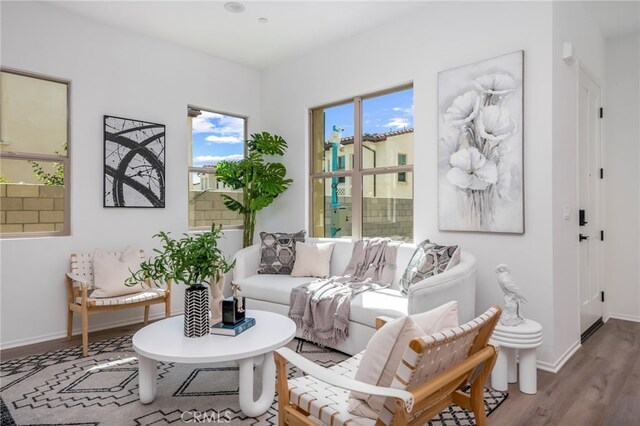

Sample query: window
[310,85,414,241]
[398,153,407,182]
[187,106,246,230]
[0,69,70,237]
[337,155,346,183]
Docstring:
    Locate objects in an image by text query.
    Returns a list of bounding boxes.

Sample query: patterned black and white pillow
[400,240,461,294]
[258,230,306,275]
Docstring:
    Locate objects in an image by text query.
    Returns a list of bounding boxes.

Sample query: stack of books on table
[210,317,255,336]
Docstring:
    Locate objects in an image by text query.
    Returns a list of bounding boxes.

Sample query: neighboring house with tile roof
[323,128,414,200]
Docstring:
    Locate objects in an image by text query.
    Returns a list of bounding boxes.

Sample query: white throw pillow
[290,241,335,278]
[92,246,145,298]
[412,300,459,335]
[348,301,459,418]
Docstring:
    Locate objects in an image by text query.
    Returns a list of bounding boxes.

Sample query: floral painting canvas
[438,51,524,233]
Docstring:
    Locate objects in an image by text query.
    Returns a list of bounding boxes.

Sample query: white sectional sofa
[233,237,476,355]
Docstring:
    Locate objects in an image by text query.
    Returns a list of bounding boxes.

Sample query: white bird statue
[495,264,527,326]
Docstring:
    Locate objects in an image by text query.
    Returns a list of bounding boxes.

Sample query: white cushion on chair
[288,352,375,426]
[77,289,165,306]
[349,301,459,418]
[92,246,144,298]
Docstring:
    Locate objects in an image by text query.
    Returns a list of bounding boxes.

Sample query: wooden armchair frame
[65,250,171,356]
[275,306,501,426]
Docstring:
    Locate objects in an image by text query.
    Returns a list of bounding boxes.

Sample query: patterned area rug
[1,335,507,425]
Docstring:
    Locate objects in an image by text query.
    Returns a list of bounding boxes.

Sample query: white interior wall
[261,1,562,367]
[604,33,640,322]
[0,1,260,348]
[1,1,628,371]
[551,0,606,369]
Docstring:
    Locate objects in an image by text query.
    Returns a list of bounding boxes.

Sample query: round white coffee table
[132,309,296,416]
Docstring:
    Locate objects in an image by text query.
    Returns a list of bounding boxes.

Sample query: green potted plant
[127,224,234,337]
[216,132,293,247]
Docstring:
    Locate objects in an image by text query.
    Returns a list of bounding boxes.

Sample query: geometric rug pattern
[0,335,507,425]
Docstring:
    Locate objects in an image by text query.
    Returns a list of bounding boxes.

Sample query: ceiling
[47,1,640,69]
[581,1,640,39]
[49,1,427,69]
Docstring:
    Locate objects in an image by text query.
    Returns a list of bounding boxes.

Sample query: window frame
[0,67,71,239]
[397,153,408,182]
[187,105,248,231]
[308,83,414,240]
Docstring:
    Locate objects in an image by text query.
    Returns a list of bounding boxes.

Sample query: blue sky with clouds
[191,111,245,167]
[190,87,413,167]
[324,87,413,140]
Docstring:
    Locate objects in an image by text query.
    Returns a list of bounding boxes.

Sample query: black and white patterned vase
[184,284,210,338]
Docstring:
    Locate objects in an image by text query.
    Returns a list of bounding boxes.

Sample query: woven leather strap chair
[275,305,501,426]
[65,250,171,356]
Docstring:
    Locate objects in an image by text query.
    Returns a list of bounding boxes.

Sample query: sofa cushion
[291,241,335,278]
[399,240,461,294]
[239,275,409,326]
[258,230,306,275]
[349,288,408,327]
[237,274,312,305]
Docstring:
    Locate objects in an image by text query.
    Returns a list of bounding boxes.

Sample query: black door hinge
[601,230,604,241]
[600,168,604,179]
[600,107,604,118]
[601,291,605,302]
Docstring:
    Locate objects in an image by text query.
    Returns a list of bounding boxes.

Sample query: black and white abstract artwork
[104,115,165,208]
[438,51,524,234]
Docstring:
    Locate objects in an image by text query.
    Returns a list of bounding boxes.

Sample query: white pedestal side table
[490,319,543,394]
[132,310,296,416]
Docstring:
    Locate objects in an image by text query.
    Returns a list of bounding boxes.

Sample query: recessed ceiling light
[258,17,268,24]
[224,2,245,13]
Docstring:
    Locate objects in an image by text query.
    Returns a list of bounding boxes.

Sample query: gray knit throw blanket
[289,238,401,347]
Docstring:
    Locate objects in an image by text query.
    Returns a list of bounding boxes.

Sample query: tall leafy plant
[126,224,234,287]
[216,132,293,247]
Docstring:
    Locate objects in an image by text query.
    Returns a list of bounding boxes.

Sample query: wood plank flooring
[1,318,639,425]
[0,322,148,361]
[490,319,640,426]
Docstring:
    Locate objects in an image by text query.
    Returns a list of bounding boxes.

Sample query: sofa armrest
[232,244,261,282]
[407,251,477,323]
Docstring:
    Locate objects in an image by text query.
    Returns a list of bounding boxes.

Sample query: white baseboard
[0,309,184,351]
[608,313,640,323]
[536,340,581,373]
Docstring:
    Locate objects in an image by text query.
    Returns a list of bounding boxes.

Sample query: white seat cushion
[240,275,408,326]
[238,274,313,305]
[349,288,408,327]
[78,289,165,306]
[288,352,374,426]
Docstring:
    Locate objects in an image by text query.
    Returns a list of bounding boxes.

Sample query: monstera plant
[216,132,293,247]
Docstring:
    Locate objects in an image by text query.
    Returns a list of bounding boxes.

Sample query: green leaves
[221,194,247,214]
[214,131,293,247]
[247,132,288,156]
[215,160,243,189]
[126,223,235,287]
[28,142,67,186]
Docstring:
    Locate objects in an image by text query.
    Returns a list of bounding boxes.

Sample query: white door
[578,67,603,334]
